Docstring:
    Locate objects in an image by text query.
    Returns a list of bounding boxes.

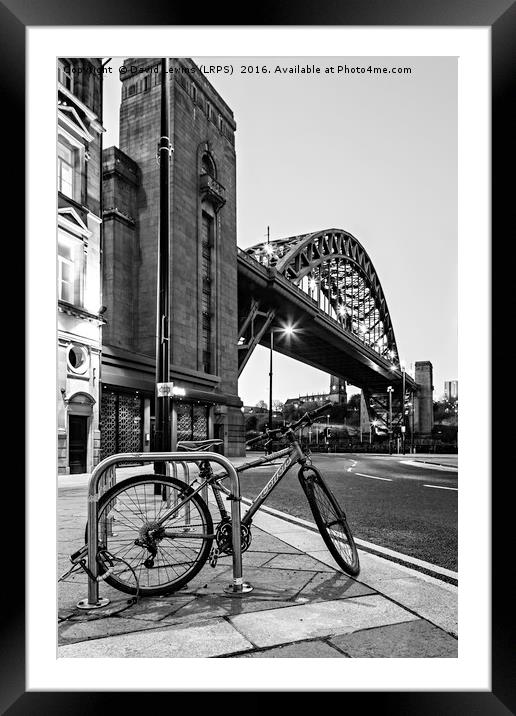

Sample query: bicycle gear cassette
[215,518,252,555]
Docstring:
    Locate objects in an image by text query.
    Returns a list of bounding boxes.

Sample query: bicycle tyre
[298,465,360,577]
[87,475,213,596]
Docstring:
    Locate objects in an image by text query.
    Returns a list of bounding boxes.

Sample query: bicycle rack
[77,451,253,610]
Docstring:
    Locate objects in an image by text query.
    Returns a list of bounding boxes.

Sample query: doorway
[69,415,88,473]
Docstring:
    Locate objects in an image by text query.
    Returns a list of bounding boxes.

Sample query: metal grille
[100,390,143,459]
[100,392,117,459]
[193,405,208,440]
[176,403,209,442]
[118,394,143,453]
[177,403,193,442]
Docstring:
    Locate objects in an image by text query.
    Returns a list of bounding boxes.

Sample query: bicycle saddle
[177,439,223,452]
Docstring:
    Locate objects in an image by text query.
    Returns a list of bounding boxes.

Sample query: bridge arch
[245,228,400,366]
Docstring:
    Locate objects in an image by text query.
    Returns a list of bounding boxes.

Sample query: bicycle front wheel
[299,466,360,577]
[91,475,213,596]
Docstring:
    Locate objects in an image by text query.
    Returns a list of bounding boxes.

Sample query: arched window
[201,152,216,178]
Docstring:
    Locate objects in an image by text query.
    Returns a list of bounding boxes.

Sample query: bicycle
[88,402,360,596]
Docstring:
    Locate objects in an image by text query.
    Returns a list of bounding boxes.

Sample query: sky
[102,56,457,405]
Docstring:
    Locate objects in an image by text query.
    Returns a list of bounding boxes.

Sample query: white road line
[354,472,392,482]
[401,460,458,473]
[234,496,459,581]
[423,484,458,491]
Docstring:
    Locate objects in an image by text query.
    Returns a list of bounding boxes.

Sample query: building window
[58,231,82,305]
[201,212,214,373]
[58,59,73,91]
[57,137,77,199]
[201,152,216,178]
[67,344,88,374]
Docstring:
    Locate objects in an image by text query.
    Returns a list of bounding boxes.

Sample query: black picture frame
[9,0,512,710]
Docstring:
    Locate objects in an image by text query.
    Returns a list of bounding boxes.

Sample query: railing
[79,451,253,609]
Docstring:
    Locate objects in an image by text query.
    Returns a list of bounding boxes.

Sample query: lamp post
[401,363,406,455]
[155,57,173,476]
[269,325,295,437]
[387,385,394,455]
[410,395,415,453]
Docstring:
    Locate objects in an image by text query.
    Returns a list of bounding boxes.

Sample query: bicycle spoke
[95,476,213,595]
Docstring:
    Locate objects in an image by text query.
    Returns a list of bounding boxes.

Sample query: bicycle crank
[215,518,252,555]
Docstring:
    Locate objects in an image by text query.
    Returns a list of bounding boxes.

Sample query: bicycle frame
[157,432,308,537]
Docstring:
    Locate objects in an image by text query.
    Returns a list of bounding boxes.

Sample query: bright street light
[269,324,299,443]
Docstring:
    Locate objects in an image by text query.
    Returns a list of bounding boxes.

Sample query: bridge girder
[238,236,416,394]
[245,229,400,366]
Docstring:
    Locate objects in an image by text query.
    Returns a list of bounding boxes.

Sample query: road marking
[401,460,457,473]
[423,484,458,491]
[232,497,459,581]
[354,472,392,482]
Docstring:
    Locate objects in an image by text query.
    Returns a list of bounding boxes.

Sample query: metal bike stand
[76,451,253,610]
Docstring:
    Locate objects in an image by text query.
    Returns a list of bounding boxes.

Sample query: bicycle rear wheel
[299,466,360,576]
[90,475,213,596]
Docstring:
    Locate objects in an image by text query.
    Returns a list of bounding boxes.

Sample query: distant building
[444,380,458,400]
[242,405,268,416]
[284,375,347,409]
[57,59,105,474]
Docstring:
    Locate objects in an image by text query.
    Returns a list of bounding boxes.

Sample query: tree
[255,400,268,411]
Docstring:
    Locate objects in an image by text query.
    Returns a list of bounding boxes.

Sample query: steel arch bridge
[237,228,417,435]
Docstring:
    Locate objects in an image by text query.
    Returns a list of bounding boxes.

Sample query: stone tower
[100,58,244,457]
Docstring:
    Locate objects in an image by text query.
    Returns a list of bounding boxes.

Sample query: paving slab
[295,572,376,603]
[59,615,167,645]
[263,553,336,572]
[58,618,254,658]
[329,619,458,658]
[240,640,347,658]
[216,551,278,568]
[246,531,302,554]
[354,552,458,636]
[229,594,419,648]
[195,565,315,600]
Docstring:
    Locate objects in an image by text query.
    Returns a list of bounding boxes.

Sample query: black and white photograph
[56,54,460,660]
[9,2,504,699]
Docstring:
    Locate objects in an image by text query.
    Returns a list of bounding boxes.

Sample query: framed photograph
[10,0,510,708]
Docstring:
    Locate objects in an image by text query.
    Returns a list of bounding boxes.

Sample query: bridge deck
[237,250,416,393]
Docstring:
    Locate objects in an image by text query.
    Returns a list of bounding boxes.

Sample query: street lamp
[370,419,379,445]
[401,361,406,455]
[407,399,415,454]
[387,385,394,455]
[269,325,295,435]
[326,414,330,452]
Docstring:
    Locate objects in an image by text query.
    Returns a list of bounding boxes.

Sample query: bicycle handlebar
[245,402,333,446]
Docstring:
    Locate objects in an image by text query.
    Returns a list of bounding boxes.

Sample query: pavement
[57,455,458,658]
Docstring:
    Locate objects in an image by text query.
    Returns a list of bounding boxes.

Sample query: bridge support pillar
[414,361,434,438]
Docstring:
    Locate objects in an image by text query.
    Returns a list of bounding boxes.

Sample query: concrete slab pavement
[57,466,458,658]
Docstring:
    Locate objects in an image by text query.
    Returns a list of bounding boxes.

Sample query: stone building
[57,58,105,474]
[100,58,244,458]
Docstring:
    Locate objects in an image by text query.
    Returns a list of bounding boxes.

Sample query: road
[237,453,458,573]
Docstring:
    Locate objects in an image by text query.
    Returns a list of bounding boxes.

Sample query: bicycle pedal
[208,545,220,567]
